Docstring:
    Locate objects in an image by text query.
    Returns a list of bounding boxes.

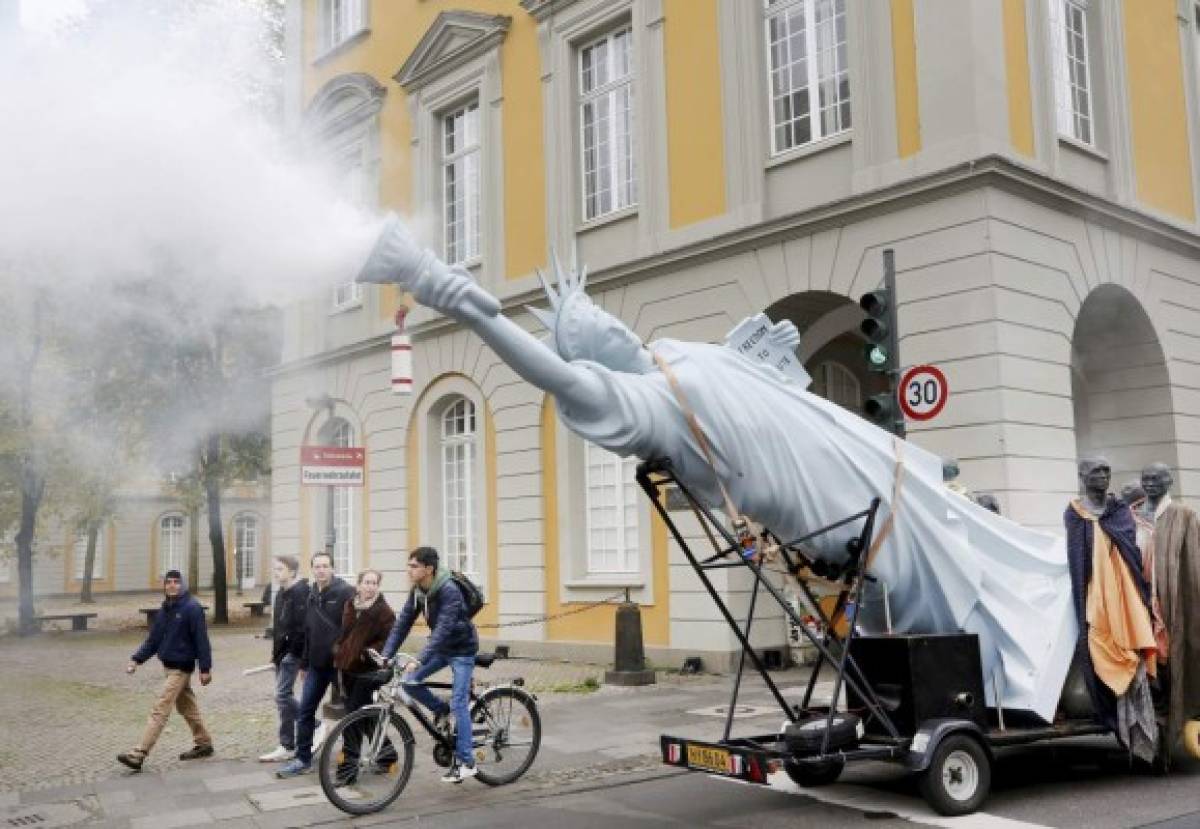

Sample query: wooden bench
[140,605,210,627]
[33,612,98,632]
[243,601,268,618]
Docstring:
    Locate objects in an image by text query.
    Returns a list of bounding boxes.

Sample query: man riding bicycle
[381,546,479,783]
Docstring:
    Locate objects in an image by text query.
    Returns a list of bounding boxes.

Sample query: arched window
[811,361,861,411]
[233,514,260,587]
[440,397,478,576]
[73,527,106,581]
[585,442,640,573]
[330,419,355,576]
[159,514,185,576]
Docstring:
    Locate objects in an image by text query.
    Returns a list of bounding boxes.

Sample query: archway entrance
[766,291,888,417]
[1071,285,1176,490]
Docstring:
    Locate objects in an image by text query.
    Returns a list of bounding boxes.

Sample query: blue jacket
[383,577,478,664]
[132,591,213,673]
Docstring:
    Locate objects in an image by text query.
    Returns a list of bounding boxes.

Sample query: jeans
[274,654,300,750]
[340,672,395,767]
[404,654,475,765]
[295,665,337,764]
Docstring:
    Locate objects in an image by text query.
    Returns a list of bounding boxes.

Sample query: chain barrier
[474,589,628,630]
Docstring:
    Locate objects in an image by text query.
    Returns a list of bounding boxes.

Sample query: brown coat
[333,595,396,674]
[1153,501,1200,747]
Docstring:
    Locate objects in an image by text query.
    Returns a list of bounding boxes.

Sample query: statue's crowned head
[529,253,654,374]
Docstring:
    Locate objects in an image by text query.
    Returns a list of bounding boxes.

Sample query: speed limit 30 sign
[898,365,949,421]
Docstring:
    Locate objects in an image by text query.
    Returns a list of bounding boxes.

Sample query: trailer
[638,458,1164,817]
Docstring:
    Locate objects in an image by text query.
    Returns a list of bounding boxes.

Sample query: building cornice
[519,0,583,23]
[269,155,1200,377]
[394,12,511,92]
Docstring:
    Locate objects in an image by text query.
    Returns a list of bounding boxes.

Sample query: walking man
[277,551,355,778]
[382,546,480,783]
[118,570,213,771]
[259,554,309,762]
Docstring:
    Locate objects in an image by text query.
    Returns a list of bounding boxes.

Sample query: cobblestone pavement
[0,607,703,794]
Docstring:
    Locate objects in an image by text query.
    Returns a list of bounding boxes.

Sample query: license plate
[686,744,730,773]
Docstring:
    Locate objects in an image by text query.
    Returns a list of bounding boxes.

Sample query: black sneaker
[117,752,143,771]
[179,744,214,761]
[434,709,453,736]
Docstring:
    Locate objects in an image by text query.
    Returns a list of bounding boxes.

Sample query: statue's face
[557,294,653,373]
[1080,462,1111,493]
[1141,467,1172,500]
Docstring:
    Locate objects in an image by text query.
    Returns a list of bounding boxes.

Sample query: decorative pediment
[394,11,511,91]
[302,73,387,142]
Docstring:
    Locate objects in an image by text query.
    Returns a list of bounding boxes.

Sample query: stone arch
[764,290,888,416]
[302,72,386,145]
[1071,283,1178,489]
[405,372,497,607]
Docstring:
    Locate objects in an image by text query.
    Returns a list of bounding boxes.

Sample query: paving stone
[245,784,326,813]
[129,807,211,829]
[204,771,276,793]
[208,800,256,820]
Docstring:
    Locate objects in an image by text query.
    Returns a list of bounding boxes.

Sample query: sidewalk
[0,659,822,828]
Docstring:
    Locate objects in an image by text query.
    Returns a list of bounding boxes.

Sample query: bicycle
[316,649,542,816]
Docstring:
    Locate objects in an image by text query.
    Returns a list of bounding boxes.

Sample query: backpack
[449,570,485,618]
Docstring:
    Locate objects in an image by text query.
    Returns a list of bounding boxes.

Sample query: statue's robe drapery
[1063,499,1157,756]
[1152,498,1200,746]
[557,339,1077,721]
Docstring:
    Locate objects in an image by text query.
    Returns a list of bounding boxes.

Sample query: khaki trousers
[132,668,212,759]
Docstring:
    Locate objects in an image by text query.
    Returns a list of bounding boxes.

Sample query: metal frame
[636,457,904,761]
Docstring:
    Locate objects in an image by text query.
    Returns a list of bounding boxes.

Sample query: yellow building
[273,0,1200,666]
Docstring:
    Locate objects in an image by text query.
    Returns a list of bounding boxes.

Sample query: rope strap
[652,351,743,527]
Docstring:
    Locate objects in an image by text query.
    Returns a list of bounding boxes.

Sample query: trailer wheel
[783,757,844,787]
[917,733,990,816]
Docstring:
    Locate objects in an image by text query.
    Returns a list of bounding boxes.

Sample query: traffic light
[859,250,905,437]
[859,289,894,374]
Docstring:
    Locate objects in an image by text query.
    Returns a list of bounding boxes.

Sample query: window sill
[446,256,483,272]
[766,131,853,170]
[328,299,364,316]
[577,204,638,234]
[564,578,644,589]
[1057,134,1108,162]
[313,29,370,66]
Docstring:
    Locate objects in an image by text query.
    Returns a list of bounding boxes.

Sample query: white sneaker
[312,721,327,751]
[259,745,294,763]
[441,762,478,784]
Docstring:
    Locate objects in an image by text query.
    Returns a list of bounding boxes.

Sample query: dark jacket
[271,578,310,665]
[302,576,355,670]
[334,595,397,674]
[132,590,212,674]
[383,576,478,664]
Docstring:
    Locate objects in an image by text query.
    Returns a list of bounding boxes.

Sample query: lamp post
[304,393,337,558]
[304,392,344,717]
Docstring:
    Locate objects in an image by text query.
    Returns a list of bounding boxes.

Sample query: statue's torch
[392,307,412,395]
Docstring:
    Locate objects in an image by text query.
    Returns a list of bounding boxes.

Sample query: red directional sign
[898,365,949,421]
[300,446,365,487]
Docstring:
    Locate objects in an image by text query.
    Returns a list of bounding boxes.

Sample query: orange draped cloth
[1074,503,1158,695]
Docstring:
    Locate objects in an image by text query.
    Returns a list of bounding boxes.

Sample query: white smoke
[1,0,381,308]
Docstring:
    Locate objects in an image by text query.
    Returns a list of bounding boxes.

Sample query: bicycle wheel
[469,687,541,785]
[318,706,415,816]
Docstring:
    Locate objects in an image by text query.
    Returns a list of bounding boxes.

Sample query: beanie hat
[164,569,183,581]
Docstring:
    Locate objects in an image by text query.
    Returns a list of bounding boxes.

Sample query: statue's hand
[412,262,501,319]
[766,319,800,352]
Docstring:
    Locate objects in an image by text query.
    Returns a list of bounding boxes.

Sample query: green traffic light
[867,345,888,367]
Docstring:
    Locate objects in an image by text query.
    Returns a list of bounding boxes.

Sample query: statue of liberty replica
[357,216,1076,722]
